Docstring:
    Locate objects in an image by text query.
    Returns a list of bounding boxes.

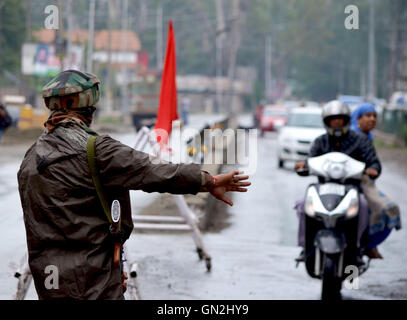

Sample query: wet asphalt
[0,115,406,300]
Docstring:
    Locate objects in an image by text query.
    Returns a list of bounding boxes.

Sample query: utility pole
[86,0,95,73]
[265,36,272,103]
[389,0,399,97]
[360,66,366,99]
[0,1,5,68]
[25,0,32,41]
[156,5,163,70]
[120,0,129,119]
[56,0,66,70]
[367,0,376,100]
[105,0,113,115]
[338,61,344,95]
[215,0,225,113]
[226,0,241,114]
[66,0,73,68]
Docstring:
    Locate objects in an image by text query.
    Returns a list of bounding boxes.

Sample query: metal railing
[378,108,407,144]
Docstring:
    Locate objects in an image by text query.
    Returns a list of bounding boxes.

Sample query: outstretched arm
[96,135,251,201]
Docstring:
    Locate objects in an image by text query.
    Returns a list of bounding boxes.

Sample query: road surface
[0,114,406,299]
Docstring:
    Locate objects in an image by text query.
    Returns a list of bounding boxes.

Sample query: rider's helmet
[42,70,100,111]
[322,100,351,139]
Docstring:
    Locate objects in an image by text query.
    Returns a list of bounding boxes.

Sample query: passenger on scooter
[350,102,376,141]
[349,102,402,259]
[294,100,381,261]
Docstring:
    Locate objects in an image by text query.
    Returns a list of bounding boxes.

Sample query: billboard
[22,43,84,77]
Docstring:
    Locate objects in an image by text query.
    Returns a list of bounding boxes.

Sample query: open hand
[209,170,251,206]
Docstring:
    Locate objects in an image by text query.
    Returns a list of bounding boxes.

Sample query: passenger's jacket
[17,121,202,299]
[309,130,381,177]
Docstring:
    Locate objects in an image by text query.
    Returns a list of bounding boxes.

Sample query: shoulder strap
[86,135,112,223]
[82,125,99,136]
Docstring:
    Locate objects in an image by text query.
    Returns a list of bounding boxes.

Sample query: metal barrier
[378,109,407,143]
[131,124,216,272]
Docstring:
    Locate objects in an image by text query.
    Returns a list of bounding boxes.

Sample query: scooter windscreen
[307,152,365,181]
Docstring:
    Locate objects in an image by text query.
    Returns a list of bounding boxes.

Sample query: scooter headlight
[304,186,328,217]
[345,197,359,219]
[304,196,315,217]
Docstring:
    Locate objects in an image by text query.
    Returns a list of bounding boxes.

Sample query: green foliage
[0,0,26,84]
[402,123,407,145]
[0,0,405,103]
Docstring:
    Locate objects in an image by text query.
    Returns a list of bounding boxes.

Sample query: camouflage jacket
[17,121,201,299]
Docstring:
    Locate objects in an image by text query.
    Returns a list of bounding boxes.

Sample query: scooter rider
[294,100,382,260]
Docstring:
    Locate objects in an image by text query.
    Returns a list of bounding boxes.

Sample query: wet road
[0,116,406,299]
[124,130,407,300]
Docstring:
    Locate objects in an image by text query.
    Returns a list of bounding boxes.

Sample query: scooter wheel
[321,255,342,300]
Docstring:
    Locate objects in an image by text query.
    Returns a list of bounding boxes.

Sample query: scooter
[296,152,370,300]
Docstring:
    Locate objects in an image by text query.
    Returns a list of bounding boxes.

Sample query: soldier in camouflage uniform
[17,70,250,300]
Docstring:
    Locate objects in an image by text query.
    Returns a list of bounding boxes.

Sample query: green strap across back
[86,135,112,224]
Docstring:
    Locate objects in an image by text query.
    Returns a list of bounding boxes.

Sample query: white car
[277,107,325,168]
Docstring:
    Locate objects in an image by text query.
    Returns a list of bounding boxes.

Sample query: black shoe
[365,248,384,259]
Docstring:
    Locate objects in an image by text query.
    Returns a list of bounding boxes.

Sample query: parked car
[279,100,301,111]
[259,105,288,135]
[277,107,325,168]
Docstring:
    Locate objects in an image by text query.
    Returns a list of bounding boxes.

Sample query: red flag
[154,20,179,149]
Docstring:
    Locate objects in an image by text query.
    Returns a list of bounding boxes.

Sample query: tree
[0,0,25,85]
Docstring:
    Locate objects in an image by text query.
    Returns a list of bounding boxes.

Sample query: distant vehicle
[280,100,301,111]
[388,91,407,110]
[303,101,321,108]
[337,95,364,113]
[277,107,325,168]
[1,95,27,127]
[279,100,321,110]
[338,95,385,115]
[259,105,288,136]
[128,70,160,131]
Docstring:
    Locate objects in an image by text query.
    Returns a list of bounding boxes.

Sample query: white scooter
[297,152,370,300]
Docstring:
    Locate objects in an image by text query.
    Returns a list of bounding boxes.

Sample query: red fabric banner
[154,20,179,149]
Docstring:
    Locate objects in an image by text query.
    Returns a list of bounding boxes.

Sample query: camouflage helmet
[42,70,100,110]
